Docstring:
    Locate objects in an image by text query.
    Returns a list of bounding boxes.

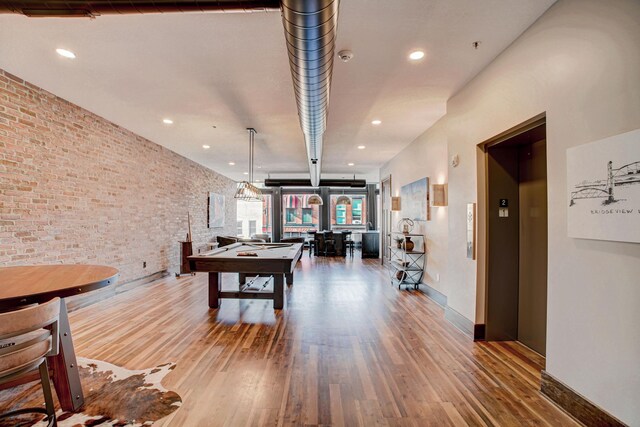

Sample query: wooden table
[0,265,119,411]
[188,242,303,309]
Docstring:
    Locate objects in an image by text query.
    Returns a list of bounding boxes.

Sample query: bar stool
[305,230,317,257]
[323,231,337,256]
[343,231,355,257]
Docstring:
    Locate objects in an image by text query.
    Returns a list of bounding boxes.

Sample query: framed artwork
[467,203,476,259]
[567,128,640,243]
[400,177,430,221]
[208,192,225,229]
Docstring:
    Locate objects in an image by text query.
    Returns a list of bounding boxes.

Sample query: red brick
[0,68,237,285]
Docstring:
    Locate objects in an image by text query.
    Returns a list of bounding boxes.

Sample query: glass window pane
[330,194,366,229]
[236,195,272,239]
[282,194,320,237]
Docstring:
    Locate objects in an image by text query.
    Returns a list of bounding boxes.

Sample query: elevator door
[486,125,548,356]
[518,140,547,355]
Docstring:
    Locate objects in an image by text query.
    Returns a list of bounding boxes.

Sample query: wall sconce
[432,184,448,207]
[391,197,401,211]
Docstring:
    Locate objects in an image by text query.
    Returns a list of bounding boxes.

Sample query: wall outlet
[143,261,146,268]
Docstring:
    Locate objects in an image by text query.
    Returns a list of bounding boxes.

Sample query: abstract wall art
[400,177,430,221]
[208,192,226,228]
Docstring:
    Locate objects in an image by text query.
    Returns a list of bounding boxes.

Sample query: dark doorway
[485,121,548,355]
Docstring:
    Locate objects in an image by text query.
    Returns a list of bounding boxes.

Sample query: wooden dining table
[0,264,119,411]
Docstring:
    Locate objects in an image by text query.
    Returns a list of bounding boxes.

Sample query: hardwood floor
[68,253,578,426]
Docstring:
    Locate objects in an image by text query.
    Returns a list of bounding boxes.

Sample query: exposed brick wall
[0,68,237,284]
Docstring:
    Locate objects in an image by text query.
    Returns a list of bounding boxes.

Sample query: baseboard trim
[473,324,486,341]
[68,270,169,311]
[418,282,447,307]
[444,306,474,337]
[540,371,628,427]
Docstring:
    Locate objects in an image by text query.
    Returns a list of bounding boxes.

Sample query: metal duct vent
[1,0,340,186]
[281,0,339,186]
[0,1,280,17]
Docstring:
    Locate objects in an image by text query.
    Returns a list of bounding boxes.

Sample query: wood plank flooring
[67,253,578,426]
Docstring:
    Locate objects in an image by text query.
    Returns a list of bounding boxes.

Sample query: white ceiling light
[228,161,235,166]
[202,145,210,149]
[348,162,355,166]
[243,172,249,175]
[371,119,382,125]
[162,118,173,124]
[56,48,76,59]
[357,145,366,149]
[409,50,425,61]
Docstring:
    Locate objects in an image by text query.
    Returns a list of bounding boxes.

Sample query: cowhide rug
[0,358,181,426]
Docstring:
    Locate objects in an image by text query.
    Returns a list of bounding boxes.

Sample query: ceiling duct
[281,0,339,187]
[0,1,280,17]
[1,0,340,187]
[264,178,366,188]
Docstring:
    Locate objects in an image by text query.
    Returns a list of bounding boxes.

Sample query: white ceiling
[0,0,555,182]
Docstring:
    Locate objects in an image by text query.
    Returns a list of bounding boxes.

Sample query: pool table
[188,242,303,309]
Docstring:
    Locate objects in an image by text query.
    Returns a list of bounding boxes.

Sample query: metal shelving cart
[388,233,426,290]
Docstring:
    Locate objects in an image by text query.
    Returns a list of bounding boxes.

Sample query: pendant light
[336,189,351,206]
[234,128,262,202]
[307,191,323,205]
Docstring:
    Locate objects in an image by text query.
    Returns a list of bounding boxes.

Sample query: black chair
[305,231,317,257]
[313,232,324,257]
[323,231,337,256]
[343,231,355,257]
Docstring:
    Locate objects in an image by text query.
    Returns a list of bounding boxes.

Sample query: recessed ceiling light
[162,118,173,124]
[56,48,76,59]
[409,50,425,61]
[202,145,210,149]
[243,172,249,175]
[257,166,262,169]
[371,120,382,125]
[348,163,355,166]
[228,162,235,166]
[357,145,366,149]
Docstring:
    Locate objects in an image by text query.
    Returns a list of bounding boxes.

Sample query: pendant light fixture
[307,191,323,205]
[234,128,262,202]
[336,189,351,206]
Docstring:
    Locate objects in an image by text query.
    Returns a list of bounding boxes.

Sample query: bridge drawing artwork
[567,128,640,243]
[569,160,640,206]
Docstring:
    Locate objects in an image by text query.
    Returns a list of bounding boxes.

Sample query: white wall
[382,0,640,423]
[380,119,449,296]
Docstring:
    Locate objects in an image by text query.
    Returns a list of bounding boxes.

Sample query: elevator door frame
[478,113,548,355]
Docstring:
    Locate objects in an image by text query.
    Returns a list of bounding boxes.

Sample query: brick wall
[0,68,237,284]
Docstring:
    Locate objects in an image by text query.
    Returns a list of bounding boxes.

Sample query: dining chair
[313,232,325,257]
[323,231,337,256]
[305,231,317,257]
[0,297,60,427]
[343,231,355,257]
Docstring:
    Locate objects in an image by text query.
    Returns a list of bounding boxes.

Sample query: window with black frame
[330,194,367,230]
[282,194,320,238]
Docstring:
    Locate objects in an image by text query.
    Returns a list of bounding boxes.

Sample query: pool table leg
[274,274,284,309]
[285,272,294,286]
[208,272,222,308]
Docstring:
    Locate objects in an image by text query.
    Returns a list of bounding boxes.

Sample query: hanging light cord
[247,128,256,184]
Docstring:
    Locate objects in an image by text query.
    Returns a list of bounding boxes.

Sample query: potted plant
[394,236,404,248]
